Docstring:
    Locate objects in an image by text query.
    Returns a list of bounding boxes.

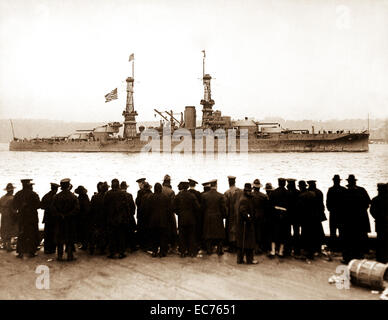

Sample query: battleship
[9,52,369,153]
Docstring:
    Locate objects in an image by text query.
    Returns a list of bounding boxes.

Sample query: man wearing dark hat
[202,182,211,193]
[251,179,269,254]
[162,174,178,254]
[0,183,18,252]
[135,178,147,249]
[341,174,371,264]
[306,180,326,257]
[104,179,133,259]
[370,183,388,263]
[51,178,80,261]
[297,180,319,259]
[237,183,258,264]
[201,179,227,255]
[148,183,170,257]
[267,178,289,257]
[13,179,41,258]
[40,182,60,254]
[224,176,243,253]
[286,179,301,257]
[139,181,154,251]
[89,182,108,255]
[326,175,347,252]
[188,179,202,253]
[120,181,137,252]
[174,181,200,257]
[264,182,273,193]
[74,185,90,251]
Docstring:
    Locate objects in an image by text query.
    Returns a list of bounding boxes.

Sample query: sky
[0,0,387,123]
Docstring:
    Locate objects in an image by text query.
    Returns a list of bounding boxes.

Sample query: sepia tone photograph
[0,0,388,305]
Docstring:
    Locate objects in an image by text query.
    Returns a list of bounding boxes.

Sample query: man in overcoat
[104,179,130,259]
[341,174,371,264]
[188,178,202,252]
[251,179,269,254]
[174,181,200,257]
[307,180,326,256]
[51,178,80,261]
[326,174,347,252]
[0,183,18,252]
[13,179,41,258]
[148,183,171,257]
[370,183,388,263]
[41,182,59,254]
[224,176,243,253]
[89,182,108,255]
[74,185,90,251]
[120,181,137,252]
[201,180,227,255]
[237,183,258,264]
[267,178,289,258]
[162,174,178,253]
[135,178,148,249]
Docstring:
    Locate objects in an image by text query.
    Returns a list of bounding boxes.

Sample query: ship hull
[9,133,369,152]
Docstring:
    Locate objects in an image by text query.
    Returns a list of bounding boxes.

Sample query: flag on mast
[104,88,118,103]
[201,50,206,57]
[129,53,134,62]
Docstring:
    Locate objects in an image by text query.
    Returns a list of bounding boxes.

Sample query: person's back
[370,183,388,263]
[52,178,80,261]
[326,185,346,214]
[0,184,18,252]
[149,191,170,229]
[174,190,199,227]
[149,183,170,257]
[202,189,225,217]
[54,190,79,218]
[104,188,129,227]
[201,184,227,255]
[13,181,41,257]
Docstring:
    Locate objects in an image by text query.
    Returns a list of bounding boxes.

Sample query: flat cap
[209,179,217,187]
[178,181,189,189]
[60,178,71,184]
[227,176,236,180]
[202,182,211,187]
[21,179,33,184]
[307,180,316,184]
[136,178,146,183]
[50,182,60,188]
[286,178,296,182]
[188,179,198,185]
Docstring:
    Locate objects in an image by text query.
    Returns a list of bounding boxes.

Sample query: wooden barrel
[348,259,388,290]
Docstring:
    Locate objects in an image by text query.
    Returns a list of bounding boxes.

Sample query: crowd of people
[0,174,387,265]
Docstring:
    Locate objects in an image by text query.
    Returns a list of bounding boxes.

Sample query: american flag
[104,88,118,103]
